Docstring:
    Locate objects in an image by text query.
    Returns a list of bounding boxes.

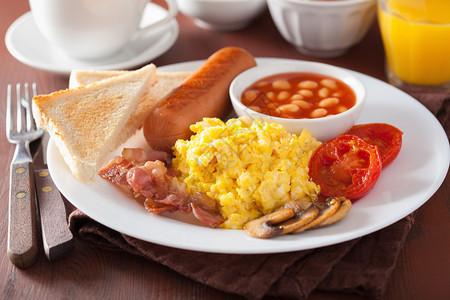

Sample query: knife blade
[34,132,74,261]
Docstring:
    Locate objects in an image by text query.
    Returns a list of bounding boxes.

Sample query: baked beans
[241,72,356,119]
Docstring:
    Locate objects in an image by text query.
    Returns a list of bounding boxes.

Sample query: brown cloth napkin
[68,211,413,299]
[67,89,447,300]
[402,87,450,139]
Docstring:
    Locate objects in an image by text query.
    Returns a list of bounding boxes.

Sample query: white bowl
[176,0,267,31]
[267,0,376,58]
[229,60,366,142]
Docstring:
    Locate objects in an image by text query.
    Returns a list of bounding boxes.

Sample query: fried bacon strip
[98,148,225,228]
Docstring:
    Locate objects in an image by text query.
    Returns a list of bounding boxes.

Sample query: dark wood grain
[1,0,449,299]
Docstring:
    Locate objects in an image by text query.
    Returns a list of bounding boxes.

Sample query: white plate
[5,3,178,75]
[47,58,450,254]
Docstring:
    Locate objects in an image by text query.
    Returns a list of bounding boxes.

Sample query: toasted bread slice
[69,69,129,88]
[69,69,192,134]
[33,64,156,182]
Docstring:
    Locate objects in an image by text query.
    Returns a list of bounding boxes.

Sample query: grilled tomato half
[346,123,403,167]
[308,135,382,200]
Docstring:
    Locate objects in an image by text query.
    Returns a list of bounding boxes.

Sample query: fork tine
[32,82,37,95]
[22,83,37,132]
[6,84,12,138]
[23,83,32,132]
[31,83,38,130]
[16,83,23,133]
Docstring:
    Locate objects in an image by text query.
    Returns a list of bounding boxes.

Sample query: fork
[6,83,43,269]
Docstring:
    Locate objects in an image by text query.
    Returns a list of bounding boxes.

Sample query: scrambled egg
[172,118,322,229]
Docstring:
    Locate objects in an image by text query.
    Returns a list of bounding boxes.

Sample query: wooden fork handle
[8,161,38,269]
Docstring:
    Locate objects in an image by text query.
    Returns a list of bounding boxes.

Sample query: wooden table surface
[1,1,449,299]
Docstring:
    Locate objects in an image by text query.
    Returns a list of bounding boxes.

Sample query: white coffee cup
[29,0,178,60]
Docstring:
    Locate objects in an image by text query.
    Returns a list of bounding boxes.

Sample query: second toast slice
[33,64,156,182]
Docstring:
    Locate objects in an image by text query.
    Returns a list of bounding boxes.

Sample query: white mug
[29,0,178,60]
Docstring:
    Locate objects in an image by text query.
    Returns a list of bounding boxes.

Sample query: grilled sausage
[143,47,257,153]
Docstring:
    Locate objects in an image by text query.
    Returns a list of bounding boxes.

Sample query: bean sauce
[241,72,356,119]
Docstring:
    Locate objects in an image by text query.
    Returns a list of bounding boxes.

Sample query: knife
[34,132,74,261]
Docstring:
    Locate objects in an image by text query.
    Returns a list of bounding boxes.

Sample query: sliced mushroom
[244,208,294,239]
[278,204,319,234]
[290,197,341,234]
[243,196,352,239]
[282,198,316,213]
[311,197,352,229]
[244,200,323,239]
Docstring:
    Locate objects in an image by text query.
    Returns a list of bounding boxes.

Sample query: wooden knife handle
[8,161,38,269]
[35,168,74,261]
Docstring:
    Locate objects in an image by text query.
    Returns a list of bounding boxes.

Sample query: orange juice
[378,0,450,87]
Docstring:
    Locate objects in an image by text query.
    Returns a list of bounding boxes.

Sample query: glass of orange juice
[377,0,450,90]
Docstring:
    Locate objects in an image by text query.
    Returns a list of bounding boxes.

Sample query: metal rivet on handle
[15,192,26,199]
[42,186,52,192]
[15,167,26,174]
[38,171,49,177]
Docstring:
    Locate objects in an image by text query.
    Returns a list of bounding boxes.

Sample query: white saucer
[5,3,179,75]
